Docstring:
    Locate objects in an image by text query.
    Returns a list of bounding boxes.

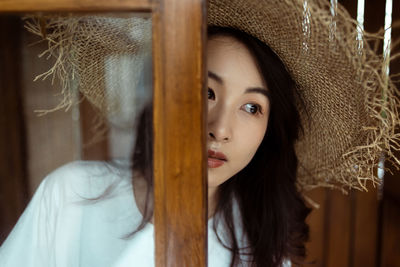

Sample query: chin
[207,176,220,189]
[207,171,231,189]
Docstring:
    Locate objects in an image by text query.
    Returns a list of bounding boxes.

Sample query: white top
[0,161,290,267]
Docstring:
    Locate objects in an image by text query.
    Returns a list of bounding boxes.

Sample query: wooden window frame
[0,0,208,266]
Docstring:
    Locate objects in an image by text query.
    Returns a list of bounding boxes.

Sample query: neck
[208,186,219,219]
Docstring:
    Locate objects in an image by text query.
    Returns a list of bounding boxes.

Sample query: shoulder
[46,160,129,180]
[40,160,132,201]
[0,160,134,266]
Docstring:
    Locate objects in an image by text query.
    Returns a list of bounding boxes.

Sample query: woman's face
[207,35,270,190]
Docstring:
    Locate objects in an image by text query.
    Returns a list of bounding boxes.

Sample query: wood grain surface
[0,0,152,12]
[152,0,207,266]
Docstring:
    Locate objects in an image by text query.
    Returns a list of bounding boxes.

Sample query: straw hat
[210,0,400,192]
[25,0,400,192]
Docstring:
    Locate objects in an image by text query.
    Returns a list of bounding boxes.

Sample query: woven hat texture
[25,15,152,118]
[26,0,400,192]
[209,0,400,192]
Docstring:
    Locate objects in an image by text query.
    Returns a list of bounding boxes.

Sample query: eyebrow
[245,88,270,99]
[208,71,270,98]
[208,71,224,85]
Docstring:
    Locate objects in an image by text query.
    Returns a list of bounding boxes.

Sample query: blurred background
[303,1,400,266]
[0,1,399,266]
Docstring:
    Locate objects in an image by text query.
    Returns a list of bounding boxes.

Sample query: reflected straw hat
[26,0,400,192]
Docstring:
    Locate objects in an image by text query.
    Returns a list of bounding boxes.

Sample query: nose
[207,105,232,143]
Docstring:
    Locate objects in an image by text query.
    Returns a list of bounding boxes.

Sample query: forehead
[207,35,265,88]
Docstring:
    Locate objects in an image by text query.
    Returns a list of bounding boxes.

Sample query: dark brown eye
[243,103,262,115]
[208,88,216,100]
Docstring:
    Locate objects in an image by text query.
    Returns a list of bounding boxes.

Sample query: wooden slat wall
[305,1,399,267]
[304,188,328,266]
[352,188,379,267]
[379,192,400,267]
[379,0,400,265]
[0,16,29,245]
[152,0,207,266]
[325,190,353,267]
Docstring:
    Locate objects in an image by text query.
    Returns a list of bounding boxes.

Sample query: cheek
[207,120,268,188]
[239,122,267,155]
[235,120,268,163]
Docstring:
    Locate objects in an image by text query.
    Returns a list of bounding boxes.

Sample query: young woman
[1,0,399,266]
[131,26,310,266]
[0,25,307,267]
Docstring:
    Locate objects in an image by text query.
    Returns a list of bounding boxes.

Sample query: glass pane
[0,13,155,266]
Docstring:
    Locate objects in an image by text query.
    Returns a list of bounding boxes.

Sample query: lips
[208,149,227,168]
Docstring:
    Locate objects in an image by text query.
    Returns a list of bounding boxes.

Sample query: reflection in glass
[0,14,155,267]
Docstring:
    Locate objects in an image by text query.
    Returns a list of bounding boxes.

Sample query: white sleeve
[0,175,60,267]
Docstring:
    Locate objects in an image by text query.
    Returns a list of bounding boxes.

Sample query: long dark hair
[132,26,311,267]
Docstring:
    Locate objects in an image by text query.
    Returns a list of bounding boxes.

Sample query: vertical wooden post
[152,0,207,266]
